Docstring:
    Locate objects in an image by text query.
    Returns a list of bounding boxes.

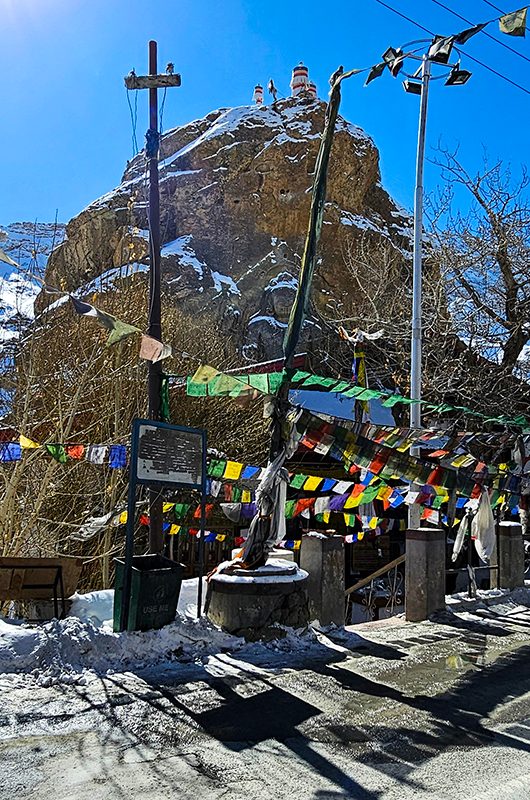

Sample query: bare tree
[427,148,530,375]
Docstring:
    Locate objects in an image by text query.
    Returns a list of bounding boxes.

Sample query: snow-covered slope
[0,222,65,341]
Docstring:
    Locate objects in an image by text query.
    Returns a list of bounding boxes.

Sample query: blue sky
[1,0,529,225]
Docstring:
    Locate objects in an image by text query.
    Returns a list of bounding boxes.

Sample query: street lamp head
[382,46,405,77]
[403,79,422,95]
[428,35,454,65]
[445,64,472,86]
[382,46,399,67]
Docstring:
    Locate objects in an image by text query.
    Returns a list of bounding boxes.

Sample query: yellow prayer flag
[241,489,251,504]
[377,486,392,501]
[344,493,363,509]
[358,531,365,541]
[368,516,379,529]
[119,511,128,524]
[293,540,301,550]
[303,475,322,492]
[163,502,175,513]
[190,364,220,385]
[451,454,470,468]
[224,460,243,481]
[396,439,413,453]
[170,524,181,535]
[19,434,40,449]
[322,511,331,524]
[215,533,226,542]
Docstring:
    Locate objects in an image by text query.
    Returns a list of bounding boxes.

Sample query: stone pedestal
[497,521,524,590]
[300,533,345,627]
[207,560,309,640]
[230,548,294,562]
[405,527,445,622]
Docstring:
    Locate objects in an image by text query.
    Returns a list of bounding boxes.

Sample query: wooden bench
[0,556,83,619]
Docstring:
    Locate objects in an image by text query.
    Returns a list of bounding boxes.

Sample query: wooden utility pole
[125,41,181,553]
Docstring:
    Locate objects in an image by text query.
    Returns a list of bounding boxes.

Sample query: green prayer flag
[93,309,140,345]
[355,388,383,401]
[187,378,207,396]
[160,376,170,423]
[499,7,527,36]
[208,459,226,478]
[247,374,270,393]
[174,503,191,520]
[291,370,311,383]
[342,385,365,398]
[290,473,308,489]
[332,381,352,393]
[284,500,297,519]
[210,374,241,395]
[46,444,67,464]
[381,394,406,408]
[267,372,286,394]
[301,375,338,388]
[360,485,380,504]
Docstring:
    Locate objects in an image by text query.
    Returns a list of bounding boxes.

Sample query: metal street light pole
[410,53,431,432]
[409,54,431,530]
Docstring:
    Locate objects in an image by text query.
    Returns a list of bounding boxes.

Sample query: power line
[430,0,530,66]
[126,88,139,155]
[372,0,530,96]
[482,0,505,14]
[373,0,435,36]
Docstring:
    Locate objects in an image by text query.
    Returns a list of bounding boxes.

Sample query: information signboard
[136,422,204,488]
[118,419,207,631]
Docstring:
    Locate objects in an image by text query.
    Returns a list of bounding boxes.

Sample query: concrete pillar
[405,527,445,622]
[497,521,524,590]
[300,534,345,627]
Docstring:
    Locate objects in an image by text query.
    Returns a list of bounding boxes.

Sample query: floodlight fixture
[445,64,472,86]
[428,35,454,65]
[382,46,399,67]
[382,45,405,77]
[403,79,422,95]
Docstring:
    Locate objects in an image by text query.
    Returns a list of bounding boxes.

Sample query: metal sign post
[119,418,207,632]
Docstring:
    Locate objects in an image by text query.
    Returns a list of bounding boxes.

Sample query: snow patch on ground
[0,579,347,685]
[445,586,530,614]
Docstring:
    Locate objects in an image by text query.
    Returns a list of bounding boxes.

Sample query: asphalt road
[2,610,530,799]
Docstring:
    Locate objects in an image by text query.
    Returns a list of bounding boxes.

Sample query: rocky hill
[40,96,413,360]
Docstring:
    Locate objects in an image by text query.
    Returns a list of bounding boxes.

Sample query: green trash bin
[113,554,184,632]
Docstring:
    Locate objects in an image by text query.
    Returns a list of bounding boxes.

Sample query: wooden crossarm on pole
[124,74,182,90]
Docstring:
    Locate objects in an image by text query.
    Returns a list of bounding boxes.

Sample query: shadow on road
[37,623,530,799]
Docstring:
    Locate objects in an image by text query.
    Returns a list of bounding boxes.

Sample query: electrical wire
[481,0,505,13]
[430,0,530,66]
[159,87,168,134]
[126,88,139,156]
[372,0,530,95]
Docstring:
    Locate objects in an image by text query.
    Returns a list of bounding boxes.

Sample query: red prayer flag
[66,445,85,459]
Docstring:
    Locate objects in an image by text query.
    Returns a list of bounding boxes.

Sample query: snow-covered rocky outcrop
[39,97,413,358]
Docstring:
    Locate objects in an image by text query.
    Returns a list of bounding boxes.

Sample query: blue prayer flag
[109,445,127,469]
[0,443,21,462]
